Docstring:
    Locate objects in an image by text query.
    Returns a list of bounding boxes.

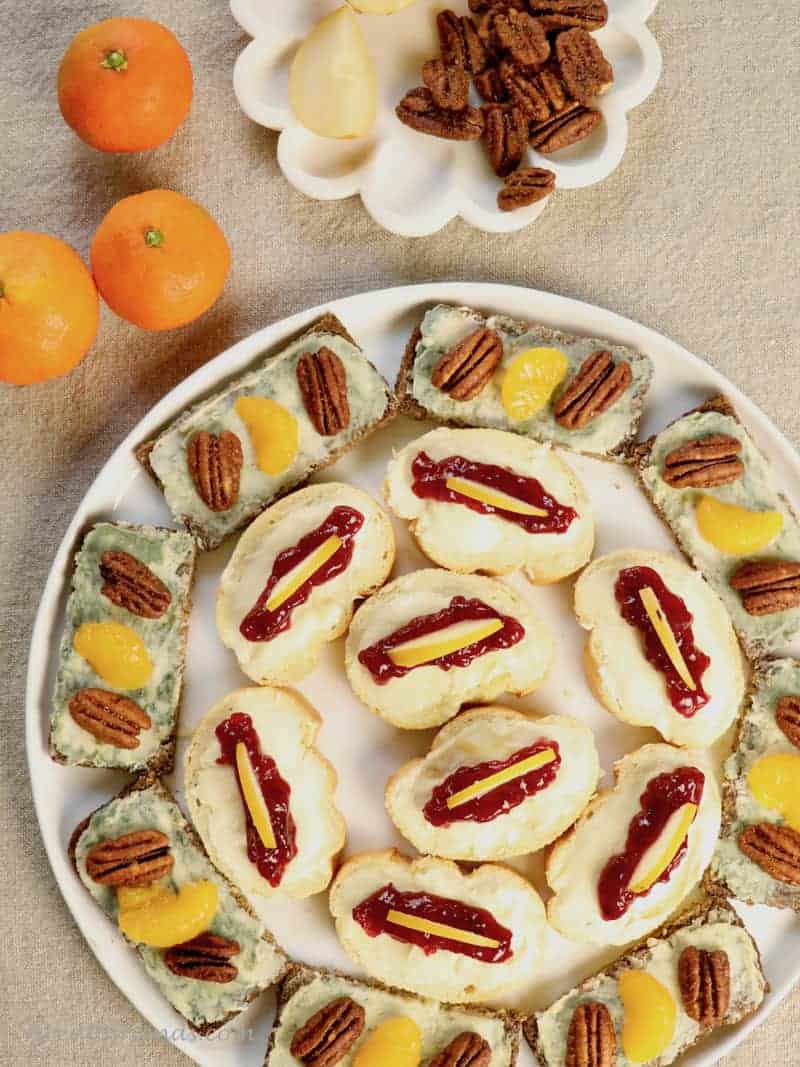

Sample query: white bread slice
[344,569,554,730]
[217,482,395,685]
[184,687,345,899]
[574,549,745,749]
[546,743,721,946]
[386,706,600,861]
[329,849,546,1003]
[384,427,594,583]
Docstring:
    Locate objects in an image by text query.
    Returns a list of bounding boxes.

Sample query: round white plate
[231,0,663,236]
[27,283,800,1067]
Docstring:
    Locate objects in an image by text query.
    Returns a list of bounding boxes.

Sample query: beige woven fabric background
[1,0,798,1063]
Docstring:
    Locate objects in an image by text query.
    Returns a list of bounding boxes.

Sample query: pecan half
[85,829,173,887]
[730,560,800,616]
[498,166,556,210]
[484,104,530,176]
[530,104,601,152]
[187,429,243,513]
[69,688,152,749]
[164,933,240,983]
[662,434,744,489]
[493,9,550,66]
[429,1031,491,1067]
[422,58,470,111]
[499,60,554,121]
[739,822,800,885]
[555,28,614,103]
[474,67,509,103]
[776,694,800,749]
[530,0,609,31]
[99,550,171,619]
[432,327,503,401]
[290,997,366,1067]
[554,350,632,429]
[297,347,351,436]
[397,87,485,140]
[565,1002,616,1067]
[469,0,526,12]
[678,946,730,1027]
[437,10,488,74]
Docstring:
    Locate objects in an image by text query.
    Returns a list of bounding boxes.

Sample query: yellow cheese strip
[266,534,342,612]
[629,802,698,894]
[445,476,549,517]
[446,748,557,809]
[638,586,697,691]
[386,909,500,948]
[236,741,277,849]
[388,618,503,669]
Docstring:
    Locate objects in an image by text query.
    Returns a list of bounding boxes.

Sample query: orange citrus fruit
[0,231,99,385]
[58,17,192,153]
[90,189,231,331]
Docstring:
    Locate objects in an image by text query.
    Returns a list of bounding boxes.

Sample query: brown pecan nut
[397,87,485,140]
[565,1001,617,1067]
[429,1031,491,1067]
[739,822,800,885]
[678,946,731,1027]
[484,104,529,176]
[498,166,556,211]
[69,688,152,749]
[422,58,470,111]
[297,347,351,436]
[776,694,800,749]
[529,104,601,152]
[85,829,173,887]
[530,0,609,31]
[432,328,503,401]
[555,28,614,103]
[662,434,744,489]
[493,9,550,66]
[164,933,240,983]
[499,60,553,121]
[437,10,488,74]
[99,550,171,619]
[730,560,800,616]
[474,67,509,103]
[187,429,243,513]
[469,0,526,13]
[290,997,366,1067]
[554,350,632,429]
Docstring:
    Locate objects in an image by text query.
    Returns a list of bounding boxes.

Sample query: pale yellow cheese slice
[629,802,698,895]
[446,748,557,809]
[388,618,503,669]
[386,909,500,948]
[236,741,276,849]
[638,586,697,691]
[444,476,548,517]
[266,534,343,612]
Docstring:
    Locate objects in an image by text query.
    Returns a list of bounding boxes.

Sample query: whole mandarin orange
[90,189,231,331]
[58,18,192,153]
[0,232,99,385]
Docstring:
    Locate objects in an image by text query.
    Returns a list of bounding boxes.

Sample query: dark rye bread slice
[265,964,522,1065]
[137,312,398,550]
[524,895,768,1067]
[69,773,288,1036]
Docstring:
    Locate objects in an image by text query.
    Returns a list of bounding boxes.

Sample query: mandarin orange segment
[619,969,676,1063]
[748,752,800,831]
[73,621,152,690]
[234,396,299,476]
[501,347,569,421]
[352,1017,422,1067]
[695,495,783,555]
[117,879,218,948]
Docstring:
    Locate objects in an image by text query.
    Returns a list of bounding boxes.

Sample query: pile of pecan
[396,0,613,211]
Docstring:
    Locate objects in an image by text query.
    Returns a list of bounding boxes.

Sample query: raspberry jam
[357,596,525,686]
[240,506,364,642]
[423,740,561,826]
[410,451,577,533]
[352,884,513,963]
[216,712,297,888]
[614,566,711,716]
[597,766,705,920]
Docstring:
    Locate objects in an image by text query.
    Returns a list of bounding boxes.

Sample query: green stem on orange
[101,49,128,71]
[145,228,164,248]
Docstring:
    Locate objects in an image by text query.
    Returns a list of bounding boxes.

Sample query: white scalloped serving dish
[231,0,662,236]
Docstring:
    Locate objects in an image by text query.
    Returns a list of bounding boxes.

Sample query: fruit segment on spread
[423,740,561,826]
[501,347,569,421]
[619,969,677,1063]
[614,566,711,717]
[358,596,524,685]
[352,1017,422,1067]
[695,494,783,555]
[234,395,299,476]
[73,620,153,689]
[747,752,800,830]
[240,506,363,642]
[352,883,513,962]
[597,767,705,920]
[216,711,297,887]
[117,880,218,947]
[410,451,577,534]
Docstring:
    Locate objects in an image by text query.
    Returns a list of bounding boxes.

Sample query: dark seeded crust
[523,895,768,1066]
[137,313,398,551]
[49,521,196,775]
[395,310,650,462]
[68,772,288,1036]
[264,963,522,1066]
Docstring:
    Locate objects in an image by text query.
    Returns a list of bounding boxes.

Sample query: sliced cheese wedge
[266,534,343,612]
[446,748,557,809]
[386,909,500,948]
[388,618,503,669]
[629,802,698,895]
[236,741,277,849]
[445,476,549,518]
[639,586,697,691]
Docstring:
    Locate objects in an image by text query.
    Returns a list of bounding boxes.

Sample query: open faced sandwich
[184,687,345,900]
[345,569,554,729]
[217,482,395,684]
[386,706,600,862]
[384,427,594,582]
[575,549,745,749]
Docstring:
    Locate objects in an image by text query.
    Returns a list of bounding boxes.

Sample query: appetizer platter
[26,282,800,1067]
